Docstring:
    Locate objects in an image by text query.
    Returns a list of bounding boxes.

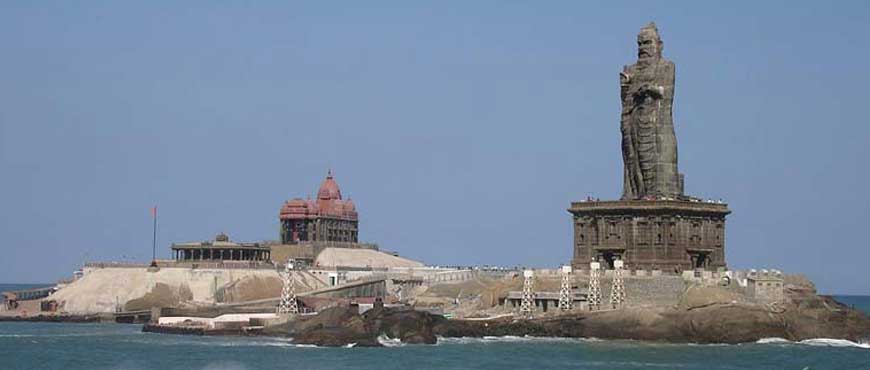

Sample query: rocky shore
[435,295,870,345]
[134,273,870,347]
[256,306,441,346]
[147,291,867,347]
[12,264,867,346]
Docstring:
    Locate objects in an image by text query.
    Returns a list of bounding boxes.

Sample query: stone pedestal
[569,200,730,272]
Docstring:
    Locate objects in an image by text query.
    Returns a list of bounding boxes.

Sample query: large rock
[263,306,443,347]
[216,276,281,303]
[365,306,441,344]
[124,283,193,311]
[677,285,743,310]
[433,295,870,344]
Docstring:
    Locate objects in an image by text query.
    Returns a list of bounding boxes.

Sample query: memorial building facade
[171,233,271,262]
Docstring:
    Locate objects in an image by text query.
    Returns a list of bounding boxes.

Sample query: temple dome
[280,169,357,221]
[317,170,342,200]
[280,198,317,219]
[344,200,356,212]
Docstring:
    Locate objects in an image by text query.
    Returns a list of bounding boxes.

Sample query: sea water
[1,285,868,370]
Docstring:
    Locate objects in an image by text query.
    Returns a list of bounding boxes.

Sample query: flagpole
[151,206,158,267]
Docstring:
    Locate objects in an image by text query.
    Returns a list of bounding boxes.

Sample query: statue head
[637,22,663,61]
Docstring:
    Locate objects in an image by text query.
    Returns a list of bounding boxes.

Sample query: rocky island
[139,270,870,347]
[6,22,869,349]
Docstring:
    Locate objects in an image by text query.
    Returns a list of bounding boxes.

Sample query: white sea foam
[219,339,320,348]
[377,334,405,347]
[436,335,601,345]
[437,335,870,349]
[134,336,320,349]
[756,337,791,344]
[798,338,870,349]
[755,337,869,349]
[295,344,320,348]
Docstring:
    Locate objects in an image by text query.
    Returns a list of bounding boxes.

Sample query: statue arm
[620,66,631,101]
[641,62,673,99]
[641,84,665,99]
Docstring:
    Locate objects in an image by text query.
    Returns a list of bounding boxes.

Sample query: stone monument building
[171,233,271,263]
[569,23,730,272]
[279,170,359,244]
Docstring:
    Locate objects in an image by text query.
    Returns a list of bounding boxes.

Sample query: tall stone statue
[570,23,731,273]
[620,22,683,200]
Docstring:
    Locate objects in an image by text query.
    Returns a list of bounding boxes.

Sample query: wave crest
[377,334,405,347]
[437,336,601,345]
[756,337,869,349]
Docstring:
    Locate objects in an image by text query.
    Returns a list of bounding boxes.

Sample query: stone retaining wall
[574,275,686,307]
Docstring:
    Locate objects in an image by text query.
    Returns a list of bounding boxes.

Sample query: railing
[170,261,276,270]
[292,241,379,250]
[569,199,730,213]
[84,262,150,269]
[422,269,477,284]
[1,287,54,301]
[83,260,276,270]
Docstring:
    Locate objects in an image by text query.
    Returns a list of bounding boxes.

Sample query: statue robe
[620,57,681,199]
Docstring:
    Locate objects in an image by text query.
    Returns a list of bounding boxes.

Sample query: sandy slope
[315,248,423,268]
[49,267,325,314]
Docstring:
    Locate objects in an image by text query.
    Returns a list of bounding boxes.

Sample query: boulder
[264,306,443,347]
[677,285,743,310]
[433,296,870,344]
[124,283,192,311]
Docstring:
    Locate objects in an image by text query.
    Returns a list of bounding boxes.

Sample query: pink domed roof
[280,198,312,219]
[317,170,342,200]
[280,169,358,221]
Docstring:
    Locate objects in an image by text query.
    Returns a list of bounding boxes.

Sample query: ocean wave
[436,335,602,345]
[377,334,405,347]
[124,335,322,349]
[438,335,870,349]
[756,337,869,349]
[755,337,791,344]
[209,338,320,349]
[0,332,125,338]
[799,338,870,349]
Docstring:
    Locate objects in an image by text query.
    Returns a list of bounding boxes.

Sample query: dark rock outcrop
[263,292,870,347]
[434,295,870,344]
[150,289,869,346]
[366,306,442,344]
[124,283,192,312]
[262,306,444,347]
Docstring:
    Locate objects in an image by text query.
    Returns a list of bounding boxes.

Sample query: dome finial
[317,170,342,200]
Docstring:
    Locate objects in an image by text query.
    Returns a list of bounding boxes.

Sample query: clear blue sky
[1,1,868,294]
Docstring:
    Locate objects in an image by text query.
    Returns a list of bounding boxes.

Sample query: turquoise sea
[1,285,868,370]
